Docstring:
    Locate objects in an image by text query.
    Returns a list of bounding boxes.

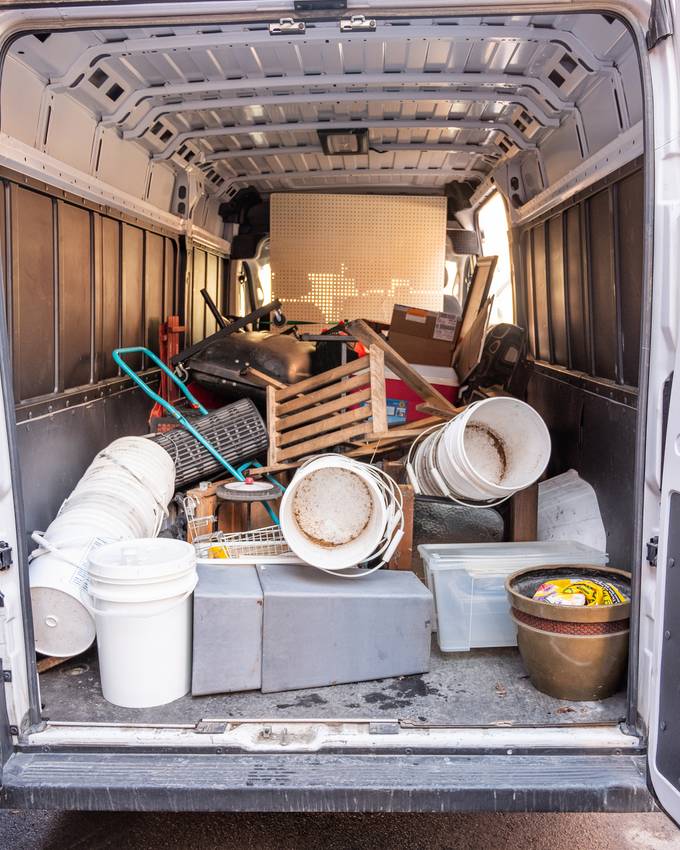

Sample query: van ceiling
[1,13,642,217]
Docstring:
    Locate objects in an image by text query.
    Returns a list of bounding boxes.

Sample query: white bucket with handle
[409,398,551,503]
[279,455,403,574]
[85,538,197,708]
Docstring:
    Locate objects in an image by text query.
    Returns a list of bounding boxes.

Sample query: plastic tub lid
[88,538,196,583]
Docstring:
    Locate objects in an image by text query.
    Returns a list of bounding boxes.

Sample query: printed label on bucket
[68,537,115,592]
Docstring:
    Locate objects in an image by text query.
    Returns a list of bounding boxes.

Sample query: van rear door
[647,374,680,821]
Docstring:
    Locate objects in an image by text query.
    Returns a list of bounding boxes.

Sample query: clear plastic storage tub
[418,541,609,652]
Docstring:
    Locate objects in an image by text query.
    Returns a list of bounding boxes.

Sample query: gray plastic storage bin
[192,564,263,695]
[257,564,433,693]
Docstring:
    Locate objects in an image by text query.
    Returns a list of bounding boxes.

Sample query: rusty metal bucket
[505,564,631,701]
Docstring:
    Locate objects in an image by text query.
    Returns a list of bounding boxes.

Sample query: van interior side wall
[515,161,643,571]
[0,175,228,535]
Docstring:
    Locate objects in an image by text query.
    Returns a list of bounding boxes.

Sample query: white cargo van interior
[0,6,652,747]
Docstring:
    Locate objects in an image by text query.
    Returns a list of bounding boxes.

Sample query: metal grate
[193,525,292,560]
[152,397,268,488]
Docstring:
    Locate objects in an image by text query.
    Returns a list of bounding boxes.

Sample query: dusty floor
[0,811,678,849]
[38,645,626,726]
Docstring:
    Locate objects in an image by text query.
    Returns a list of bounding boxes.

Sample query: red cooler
[385,365,459,425]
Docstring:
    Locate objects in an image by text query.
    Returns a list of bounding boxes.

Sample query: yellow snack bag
[534,577,627,606]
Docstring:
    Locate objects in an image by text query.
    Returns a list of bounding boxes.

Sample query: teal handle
[113,346,282,524]
[113,347,208,417]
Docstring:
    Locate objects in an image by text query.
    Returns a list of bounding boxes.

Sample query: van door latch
[340,15,377,32]
[0,542,12,571]
[269,18,306,35]
[647,536,659,566]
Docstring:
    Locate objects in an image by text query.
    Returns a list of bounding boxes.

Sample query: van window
[478,193,513,325]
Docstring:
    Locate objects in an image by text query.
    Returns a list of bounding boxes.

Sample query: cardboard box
[387,304,458,366]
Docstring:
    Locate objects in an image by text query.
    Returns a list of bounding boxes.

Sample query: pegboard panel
[270,194,447,328]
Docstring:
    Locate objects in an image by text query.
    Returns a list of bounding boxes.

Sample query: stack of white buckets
[407,398,551,503]
[30,436,198,708]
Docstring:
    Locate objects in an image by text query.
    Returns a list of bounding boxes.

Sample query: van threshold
[23,718,642,754]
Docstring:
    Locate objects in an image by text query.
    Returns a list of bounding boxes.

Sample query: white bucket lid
[88,538,196,584]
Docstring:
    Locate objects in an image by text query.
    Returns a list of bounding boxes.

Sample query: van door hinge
[0,542,12,571]
[269,17,306,35]
[340,15,377,32]
[647,536,659,566]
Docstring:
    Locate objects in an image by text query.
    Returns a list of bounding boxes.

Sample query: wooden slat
[368,346,387,434]
[389,484,414,570]
[355,427,433,442]
[416,402,463,419]
[277,422,371,462]
[275,357,368,401]
[243,366,287,390]
[347,319,458,413]
[278,402,372,447]
[37,655,74,674]
[266,384,277,467]
[246,461,300,477]
[276,371,369,415]
[509,483,539,542]
[277,387,371,432]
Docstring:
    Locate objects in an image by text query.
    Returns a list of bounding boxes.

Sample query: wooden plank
[246,461,300,477]
[266,384,277,467]
[277,422,371,462]
[277,387,371,432]
[37,655,74,674]
[354,426,432,442]
[415,402,463,419]
[277,372,369,416]
[242,366,287,390]
[275,356,368,401]
[277,404,372,448]
[389,484,414,570]
[509,483,539,542]
[347,319,458,413]
[382,460,406,484]
[368,345,387,434]
[186,490,216,543]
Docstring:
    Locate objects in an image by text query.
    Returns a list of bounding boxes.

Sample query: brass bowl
[505,564,631,701]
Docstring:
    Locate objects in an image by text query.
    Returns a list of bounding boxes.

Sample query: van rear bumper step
[0,751,654,813]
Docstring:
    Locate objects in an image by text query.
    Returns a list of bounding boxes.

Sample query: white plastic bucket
[86,538,197,708]
[29,436,176,657]
[410,398,551,502]
[280,455,393,571]
[30,543,98,657]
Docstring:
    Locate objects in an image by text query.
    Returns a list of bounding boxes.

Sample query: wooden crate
[264,345,387,473]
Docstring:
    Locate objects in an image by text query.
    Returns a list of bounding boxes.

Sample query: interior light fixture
[318,128,370,156]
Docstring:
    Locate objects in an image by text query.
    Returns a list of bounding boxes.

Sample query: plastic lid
[88,538,196,583]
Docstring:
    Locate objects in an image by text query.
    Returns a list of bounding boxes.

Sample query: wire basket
[193,525,293,561]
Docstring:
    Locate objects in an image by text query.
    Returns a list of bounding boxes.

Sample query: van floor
[38,644,627,726]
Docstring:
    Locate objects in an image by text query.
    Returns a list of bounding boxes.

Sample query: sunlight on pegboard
[270,194,447,329]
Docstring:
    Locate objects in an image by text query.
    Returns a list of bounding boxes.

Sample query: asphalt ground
[0,810,678,849]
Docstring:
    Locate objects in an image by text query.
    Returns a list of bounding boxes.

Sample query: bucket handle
[80,575,198,619]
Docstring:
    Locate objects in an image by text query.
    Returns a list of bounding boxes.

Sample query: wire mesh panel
[193,525,293,560]
[152,397,268,488]
[270,193,447,330]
